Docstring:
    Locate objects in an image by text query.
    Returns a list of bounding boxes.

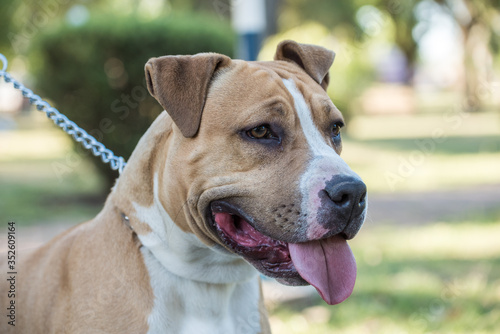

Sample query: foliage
[432,0,500,110]
[278,0,362,36]
[280,0,500,108]
[29,13,235,191]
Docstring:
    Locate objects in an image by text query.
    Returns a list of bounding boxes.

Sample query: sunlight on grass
[271,221,500,334]
[343,139,500,193]
[347,112,500,140]
[342,111,500,193]
[0,126,105,225]
[0,129,72,161]
[0,158,104,225]
[353,223,500,260]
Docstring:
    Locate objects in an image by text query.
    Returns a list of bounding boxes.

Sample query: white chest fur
[141,248,262,334]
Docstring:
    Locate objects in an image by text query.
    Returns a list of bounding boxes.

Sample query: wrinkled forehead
[207,59,341,121]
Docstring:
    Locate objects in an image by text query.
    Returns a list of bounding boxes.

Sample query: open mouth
[210,202,298,278]
[210,201,358,305]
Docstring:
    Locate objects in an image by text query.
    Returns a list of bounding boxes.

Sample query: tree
[280,0,500,110]
[433,0,500,111]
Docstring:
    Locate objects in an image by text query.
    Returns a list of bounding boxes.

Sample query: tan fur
[274,40,334,90]
[0,204,154,333]
[0,41,340,333]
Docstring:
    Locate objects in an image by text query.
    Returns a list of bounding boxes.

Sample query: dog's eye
[331,122,343,138]
[247,125,274,139]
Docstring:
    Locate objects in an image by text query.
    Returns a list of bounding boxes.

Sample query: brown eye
[248,125,271,139]
[332,122,343,138]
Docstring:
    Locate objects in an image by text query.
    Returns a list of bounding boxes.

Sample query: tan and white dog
[1,40,367,333]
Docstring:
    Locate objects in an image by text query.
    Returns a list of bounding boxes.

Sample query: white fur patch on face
[282,79,359,239]
[282,79,335,157]
[132,173,257,284]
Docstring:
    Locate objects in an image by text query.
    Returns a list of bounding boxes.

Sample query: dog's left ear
[145,53,231,138]
[274,40,335,91]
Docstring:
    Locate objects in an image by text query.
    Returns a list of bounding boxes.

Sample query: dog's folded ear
[274,40,335,91]
[145,54,231,138]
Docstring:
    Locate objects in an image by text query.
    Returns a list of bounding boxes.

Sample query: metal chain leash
[0,53,127,174]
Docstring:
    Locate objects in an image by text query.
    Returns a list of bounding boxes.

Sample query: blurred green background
[1,0,500,333]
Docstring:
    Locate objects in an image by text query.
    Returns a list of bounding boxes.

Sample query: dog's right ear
[275,40,335,91]
[145,54,231,138]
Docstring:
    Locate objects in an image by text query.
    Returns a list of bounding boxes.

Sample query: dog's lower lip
[210,204,295,274]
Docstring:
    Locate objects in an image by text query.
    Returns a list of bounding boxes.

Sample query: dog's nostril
[332,193,350,206]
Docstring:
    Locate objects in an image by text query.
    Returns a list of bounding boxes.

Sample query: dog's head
[144,40,367,305]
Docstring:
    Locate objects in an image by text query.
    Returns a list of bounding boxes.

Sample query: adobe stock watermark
[476,80,500,102]
[8,0,70,54]
[384,75,498,192]
[384,105,470,191]
[409,278,463,332]
[336,1,411,65]
[409,282,461,332]
[62,270,129,333]
[236,309,263,334]
[212,0,242,20]
[51,82,149,181]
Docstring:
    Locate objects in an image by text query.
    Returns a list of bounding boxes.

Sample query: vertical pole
[231,0,267,60]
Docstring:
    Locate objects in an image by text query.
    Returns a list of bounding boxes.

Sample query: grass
[342,111,500,193]
[0,113,106,225]
[0,158,104,225]
[270,217,500,334]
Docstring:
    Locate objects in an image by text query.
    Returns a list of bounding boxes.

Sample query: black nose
[324,174,367,236]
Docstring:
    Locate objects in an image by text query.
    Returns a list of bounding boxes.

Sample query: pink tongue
[289,236,356,305]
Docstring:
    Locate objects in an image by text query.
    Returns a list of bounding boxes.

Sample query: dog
[1,40,367,333]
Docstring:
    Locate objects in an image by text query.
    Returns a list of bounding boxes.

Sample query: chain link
[0,53,127,174]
